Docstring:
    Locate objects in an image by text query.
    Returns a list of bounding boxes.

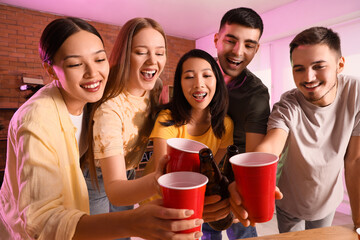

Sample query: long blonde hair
[84,18,167,188]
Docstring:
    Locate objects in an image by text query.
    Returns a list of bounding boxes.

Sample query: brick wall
[0,4,195,171]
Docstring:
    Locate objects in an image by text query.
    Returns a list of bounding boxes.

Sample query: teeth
[141,70,156,79]
[142,70,156,74]
[228,58,241,65]
[82,82,100,89]
[304,83,320,89]
[193,92,207,99]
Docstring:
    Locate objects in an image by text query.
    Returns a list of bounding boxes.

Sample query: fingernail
[195,219,204,226]
[185,210,194,216]
[194,232,203,238]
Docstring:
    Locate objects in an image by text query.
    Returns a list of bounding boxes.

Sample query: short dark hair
[290,26,342,58]
[219,7,263,38]
[39,17,103,65]
[163,49,229,139]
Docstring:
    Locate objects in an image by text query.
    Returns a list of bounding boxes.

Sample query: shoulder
[278,88,301,104]
[12,83,59,124]
[271,89,301,116]
[339,74,360,90]
[224,115,234,127]
[244,69,269,93]
[10,83,63,135]
[156,109,172,121]
[337,75,360,110]
[95,93,125,116]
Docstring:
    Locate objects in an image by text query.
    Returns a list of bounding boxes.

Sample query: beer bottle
[199,148,234,231]
[221,145,240,183]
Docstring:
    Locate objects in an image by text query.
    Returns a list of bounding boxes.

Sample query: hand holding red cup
[157,171,208,236]
[230,152,278,223]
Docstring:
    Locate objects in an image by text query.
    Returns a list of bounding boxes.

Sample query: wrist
[151,172,160,193]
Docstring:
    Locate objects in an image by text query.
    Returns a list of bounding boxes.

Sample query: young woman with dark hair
[149,48,233,172]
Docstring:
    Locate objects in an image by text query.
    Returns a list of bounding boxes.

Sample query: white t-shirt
[268,74,360,220]
[69,112,83,147]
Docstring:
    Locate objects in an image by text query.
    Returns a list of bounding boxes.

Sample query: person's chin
[224,68,242,78]
[142,80,157,91]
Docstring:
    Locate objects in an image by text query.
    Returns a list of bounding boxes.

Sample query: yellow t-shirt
[150,109,234,155]
[93,78,162,170]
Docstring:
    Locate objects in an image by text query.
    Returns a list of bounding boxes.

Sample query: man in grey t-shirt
[230,27,360,234]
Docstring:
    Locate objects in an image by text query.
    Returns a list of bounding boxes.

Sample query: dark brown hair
[161,49,228,139]
[39,17,103,65]
[219,7,263,38]
[290,26,342,59]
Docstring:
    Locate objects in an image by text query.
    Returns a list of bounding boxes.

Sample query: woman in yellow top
[147,49,234,225]
[0,17,202,240]
[150,49,233,167]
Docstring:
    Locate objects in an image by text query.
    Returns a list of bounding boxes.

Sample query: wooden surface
[244,224,358,240]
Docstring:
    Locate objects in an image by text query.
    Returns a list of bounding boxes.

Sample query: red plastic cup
[166,138,208,173]
[230,152,279,223]
[356,227,360,240]
[158,171,208,234]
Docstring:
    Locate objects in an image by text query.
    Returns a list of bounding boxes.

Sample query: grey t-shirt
[268,74,360,220]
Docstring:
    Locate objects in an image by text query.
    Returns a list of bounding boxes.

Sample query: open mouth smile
[81,81,101,91]
[227,57,242,66]
[303,82,322,89]
[192,92,207,101]
[141,70,157,79]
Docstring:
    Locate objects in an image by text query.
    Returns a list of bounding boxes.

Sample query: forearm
[253,128,288,156]
[73,212,134,240]
[106,172,157,206]
[74,201,204,240]
[345,156,360,227]
[245,132,265,152]
[255,143,279,156]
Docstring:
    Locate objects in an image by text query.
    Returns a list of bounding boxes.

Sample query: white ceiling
[1,0,295,40]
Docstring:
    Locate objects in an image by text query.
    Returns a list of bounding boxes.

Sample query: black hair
[162,49,229,139]
[219,7,264,38]
[39,17,104,65]
[290,26,342,59]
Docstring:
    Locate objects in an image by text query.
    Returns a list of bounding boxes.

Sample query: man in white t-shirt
[230,26,360,234]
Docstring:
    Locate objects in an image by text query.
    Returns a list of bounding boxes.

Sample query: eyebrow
[225,34,258,44]
[133,45,166,49]
[292,60,326,68]
[63,49,106,61]
[183,68,213,73]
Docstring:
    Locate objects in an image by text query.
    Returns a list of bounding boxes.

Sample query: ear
[255,43,260,54]
[337,56,345,74]
[214,33,219,48]
[43,62,58,80]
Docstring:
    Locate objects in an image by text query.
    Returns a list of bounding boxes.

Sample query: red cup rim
[167,138,208,154]
[230,152,278,167]
[356,227,360,235]
[158,171,209,190]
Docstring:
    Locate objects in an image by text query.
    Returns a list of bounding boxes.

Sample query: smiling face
[181,57,216,111]
[214,23,260,81]
[127,27,166,96]
[291,44,344,107]
[49,30,109,115]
